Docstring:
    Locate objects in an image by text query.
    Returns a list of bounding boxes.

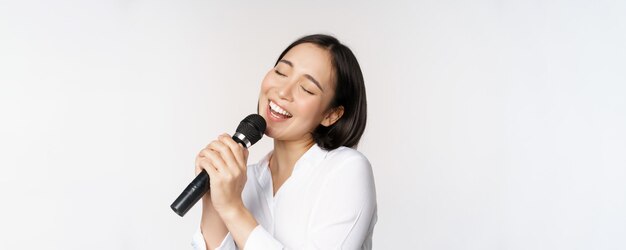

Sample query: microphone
[170,114,266,217]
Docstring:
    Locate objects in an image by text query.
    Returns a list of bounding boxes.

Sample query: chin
[264,127,276,138]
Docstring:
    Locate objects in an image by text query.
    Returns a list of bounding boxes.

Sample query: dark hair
[275,34,367,150]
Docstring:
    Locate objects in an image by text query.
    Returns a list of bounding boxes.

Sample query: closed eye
[274,69,286,77]
[301,86,314,95]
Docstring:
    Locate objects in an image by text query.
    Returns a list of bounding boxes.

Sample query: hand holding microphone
[195,133,249,214]
[171,114,266,217]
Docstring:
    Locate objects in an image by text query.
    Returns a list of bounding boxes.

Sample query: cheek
[260,74,272,93]
[258,73,273,113]
[259,72,277,102]
[296,99,326,123]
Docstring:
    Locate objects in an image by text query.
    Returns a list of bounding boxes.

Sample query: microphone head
[235,114,266,147]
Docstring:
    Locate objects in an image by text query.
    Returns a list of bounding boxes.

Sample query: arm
[190,193,233,250]
[194,135,241,250]
[225,154,377,250]
[196,138,376,249]
[196,134,259,249]
[200,192,230,249]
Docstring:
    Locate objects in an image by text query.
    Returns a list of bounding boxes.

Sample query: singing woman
[192,34,376,250]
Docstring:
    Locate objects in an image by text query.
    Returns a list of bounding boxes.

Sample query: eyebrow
[279,59,324,92]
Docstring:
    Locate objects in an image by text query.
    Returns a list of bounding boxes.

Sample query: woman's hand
[195,133,249,215]
[195,134,259,248]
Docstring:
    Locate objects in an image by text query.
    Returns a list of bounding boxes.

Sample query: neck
[270,137,315,176]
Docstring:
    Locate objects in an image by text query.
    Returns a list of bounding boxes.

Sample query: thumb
[243,147,249,160]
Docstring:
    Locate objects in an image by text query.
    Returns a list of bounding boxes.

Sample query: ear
[321,106,344,127]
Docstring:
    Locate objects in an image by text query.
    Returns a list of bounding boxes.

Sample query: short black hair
[275,34,367,150]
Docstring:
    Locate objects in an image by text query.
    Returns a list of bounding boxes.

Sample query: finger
[197,155,215,170]
[195,157,203,175]
[208,138,240,172]
[203,159,219,185]
[203,148,228,174]
[195,149,211,175]
[199,144,229,166]
[218,133,247,168]
[198,147,214,159]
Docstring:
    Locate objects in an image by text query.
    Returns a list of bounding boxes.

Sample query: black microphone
[170,114,266,217]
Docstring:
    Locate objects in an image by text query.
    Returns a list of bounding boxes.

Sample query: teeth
[269,101,292,117]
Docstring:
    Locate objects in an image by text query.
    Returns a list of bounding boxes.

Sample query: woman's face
[258,43,338,141]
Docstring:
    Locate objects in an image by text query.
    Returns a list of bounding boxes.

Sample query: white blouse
[191,144,377,250]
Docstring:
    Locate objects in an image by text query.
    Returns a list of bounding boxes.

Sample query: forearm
[219,203,258,249]
[200,193,229,250]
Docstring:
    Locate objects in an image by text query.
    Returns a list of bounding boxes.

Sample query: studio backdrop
[1,1,625,249]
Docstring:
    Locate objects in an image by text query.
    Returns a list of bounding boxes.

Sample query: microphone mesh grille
[236,114,266,146]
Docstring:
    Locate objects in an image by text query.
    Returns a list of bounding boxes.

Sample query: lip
[266,99,292,122]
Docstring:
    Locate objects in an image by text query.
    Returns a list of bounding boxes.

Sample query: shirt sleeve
[191,228,238,250]
[306,154,377,249]
[242,225,284,250]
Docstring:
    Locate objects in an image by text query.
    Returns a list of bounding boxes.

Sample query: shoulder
[314,146,377,209]
[324,146,371,168]
[320,146,373,181]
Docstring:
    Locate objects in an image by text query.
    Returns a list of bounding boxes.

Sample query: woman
[192,34,376,249]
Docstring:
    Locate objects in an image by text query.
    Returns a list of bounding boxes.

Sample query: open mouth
[268,100,293,120]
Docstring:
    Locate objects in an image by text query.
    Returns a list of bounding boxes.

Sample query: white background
[1,1,625,249]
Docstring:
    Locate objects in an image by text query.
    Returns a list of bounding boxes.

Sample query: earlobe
[321,106,345,127]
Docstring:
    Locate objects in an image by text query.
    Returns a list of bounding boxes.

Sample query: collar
[254,143,329,184]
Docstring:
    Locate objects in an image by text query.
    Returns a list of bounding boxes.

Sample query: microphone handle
[171,170,209,217]
[170,136,248,217]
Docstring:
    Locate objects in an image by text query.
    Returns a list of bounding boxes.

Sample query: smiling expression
[258,43,338,142]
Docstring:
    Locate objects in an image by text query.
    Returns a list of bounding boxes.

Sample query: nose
[277,79,297,102]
